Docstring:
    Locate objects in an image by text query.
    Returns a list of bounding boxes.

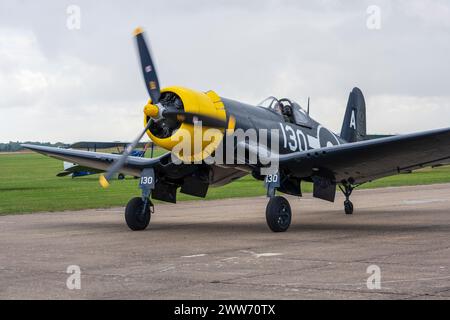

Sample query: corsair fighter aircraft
[23,28,450,232]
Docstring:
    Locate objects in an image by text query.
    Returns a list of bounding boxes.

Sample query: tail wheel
[125,197,151,231]
[266,196,292,232]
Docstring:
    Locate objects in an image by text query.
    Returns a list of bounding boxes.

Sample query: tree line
[0,141,67,152]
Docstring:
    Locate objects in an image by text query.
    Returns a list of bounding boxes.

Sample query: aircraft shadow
[51,208,450,235]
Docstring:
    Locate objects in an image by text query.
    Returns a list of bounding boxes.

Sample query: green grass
[1,152,450,214]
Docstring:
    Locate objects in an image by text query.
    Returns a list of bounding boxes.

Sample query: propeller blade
[162,110,229,128]
[134,27,161,104]
[99,121,152,188]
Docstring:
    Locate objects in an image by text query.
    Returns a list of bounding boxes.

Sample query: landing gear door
[139,168,156,192]
[265,172,280,197]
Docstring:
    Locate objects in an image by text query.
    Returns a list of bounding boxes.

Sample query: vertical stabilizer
[340,87,366,142]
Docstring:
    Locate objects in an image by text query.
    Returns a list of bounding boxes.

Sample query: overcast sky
[1,0,450,143]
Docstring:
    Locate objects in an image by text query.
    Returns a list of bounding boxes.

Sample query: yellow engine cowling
[144,86,226,162]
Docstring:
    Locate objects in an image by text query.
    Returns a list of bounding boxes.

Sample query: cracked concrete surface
[0,184,449,299]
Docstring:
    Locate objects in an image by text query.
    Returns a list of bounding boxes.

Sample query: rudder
[340,87,366,142]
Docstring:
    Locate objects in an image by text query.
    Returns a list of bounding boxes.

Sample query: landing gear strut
[339,183,354,215]
[125,168,155,231]
[264,172,292,232]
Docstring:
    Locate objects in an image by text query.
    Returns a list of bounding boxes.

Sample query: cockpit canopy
[257,96,310,126]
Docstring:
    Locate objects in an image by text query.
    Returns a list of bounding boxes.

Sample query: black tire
[344,200,353,215]
[118,173,125,180]
[125,197,151,231]
[266,196,292,232]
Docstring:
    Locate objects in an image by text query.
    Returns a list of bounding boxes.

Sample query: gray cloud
[1,0,450,142]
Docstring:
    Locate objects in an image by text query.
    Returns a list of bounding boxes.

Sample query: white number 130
[266,174,278,183]
[140,176,153,185]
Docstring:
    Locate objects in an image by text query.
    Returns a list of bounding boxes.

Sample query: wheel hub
[277,205,290,228]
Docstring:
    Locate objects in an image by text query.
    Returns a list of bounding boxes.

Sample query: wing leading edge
[22,144,168,177]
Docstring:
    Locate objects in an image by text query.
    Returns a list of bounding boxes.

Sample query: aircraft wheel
[118,173,125,180]
[125,197,151,231]
[266,196,292,232]
[344,200,353,215]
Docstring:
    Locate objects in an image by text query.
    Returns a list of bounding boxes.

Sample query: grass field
[1,152,450,214]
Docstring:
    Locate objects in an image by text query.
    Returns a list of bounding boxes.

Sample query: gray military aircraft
[23,28,450,232]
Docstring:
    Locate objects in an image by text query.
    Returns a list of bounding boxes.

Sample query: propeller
[99,120,153,188]
[99,27,234,188]
[99,27,161,188]
[134,27,161,104]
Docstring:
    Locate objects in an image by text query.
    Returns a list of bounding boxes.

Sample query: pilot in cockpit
[258,97,307,125]
[279,99,295,123]
[282,105,292,122]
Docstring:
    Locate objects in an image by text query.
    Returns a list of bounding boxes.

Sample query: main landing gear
[125,168,155,231]
[125,197,153,230]
[264,172,292,232]
[339,183,354,215]
[266,196,292,232]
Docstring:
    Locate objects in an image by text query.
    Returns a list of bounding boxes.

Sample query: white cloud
[0,28,144,142]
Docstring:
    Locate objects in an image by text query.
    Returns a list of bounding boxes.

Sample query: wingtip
[99,175,110,188]
[133,27,144,36]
